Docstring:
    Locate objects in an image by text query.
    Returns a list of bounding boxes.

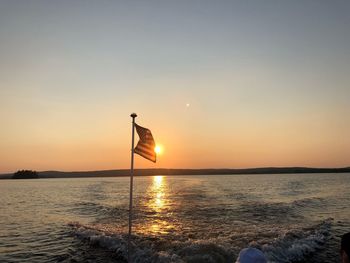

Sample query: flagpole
[128,113,137,263]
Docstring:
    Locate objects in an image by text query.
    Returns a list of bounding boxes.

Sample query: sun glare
[155,145,162,154]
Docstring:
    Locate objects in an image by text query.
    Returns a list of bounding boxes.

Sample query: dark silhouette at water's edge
[0,167,349,179]
[12,170,38,179]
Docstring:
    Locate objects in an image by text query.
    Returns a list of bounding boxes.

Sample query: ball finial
[130,113,137,118]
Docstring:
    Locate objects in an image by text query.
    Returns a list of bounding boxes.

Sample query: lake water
[0,173,349,263]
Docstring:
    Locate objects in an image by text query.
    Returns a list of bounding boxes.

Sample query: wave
[69,222,234,262]
[69,222,128,261]
[69,218,332,263]
[261,218,332,263]
[291,197,327,209]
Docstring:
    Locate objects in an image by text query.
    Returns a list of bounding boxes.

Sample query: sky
[0,0,349,173]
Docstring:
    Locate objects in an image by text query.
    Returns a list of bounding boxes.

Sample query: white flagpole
[128,113,137,263]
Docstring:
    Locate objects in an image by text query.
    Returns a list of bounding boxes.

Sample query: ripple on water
[1,174,349,263]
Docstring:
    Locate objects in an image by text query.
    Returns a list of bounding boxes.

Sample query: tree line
[12,170,38,179]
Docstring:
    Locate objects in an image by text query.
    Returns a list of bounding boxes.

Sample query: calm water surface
[0,173,349,262]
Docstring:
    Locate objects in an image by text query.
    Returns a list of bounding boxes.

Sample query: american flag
[134,123,156,162]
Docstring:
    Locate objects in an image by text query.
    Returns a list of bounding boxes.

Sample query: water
[0,173,349,263]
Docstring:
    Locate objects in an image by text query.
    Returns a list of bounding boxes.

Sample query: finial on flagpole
[131,113,137,118]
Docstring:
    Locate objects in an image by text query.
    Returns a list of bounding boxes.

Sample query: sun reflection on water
[153,176,164,211]
[137,175,177,235]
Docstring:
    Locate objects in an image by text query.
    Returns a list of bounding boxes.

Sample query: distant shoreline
[0,167,349,179]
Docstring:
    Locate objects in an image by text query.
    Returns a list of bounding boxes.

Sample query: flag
[134,123,156,162]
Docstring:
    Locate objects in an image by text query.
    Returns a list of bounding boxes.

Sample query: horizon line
[1,166,350,176]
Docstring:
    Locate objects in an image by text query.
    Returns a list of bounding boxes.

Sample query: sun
[155,145,162,154]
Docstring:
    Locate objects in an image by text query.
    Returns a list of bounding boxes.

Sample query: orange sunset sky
[1,1,349,173]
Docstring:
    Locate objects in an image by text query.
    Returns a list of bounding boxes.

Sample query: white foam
[70,222,235,262]
[70,222,128,260]
[70,223,180,262]
[69,218,332,263]
[261,218,332,263]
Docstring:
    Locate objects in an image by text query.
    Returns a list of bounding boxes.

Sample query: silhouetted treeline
[1,167,348,180]
[37,167,350,178]
[12,170,38,179]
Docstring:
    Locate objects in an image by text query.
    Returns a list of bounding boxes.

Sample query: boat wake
[262,218,332,263]
[69,218,332,263]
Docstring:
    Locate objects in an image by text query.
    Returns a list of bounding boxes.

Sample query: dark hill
[0,167,349,179]
[27,167,350,178]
